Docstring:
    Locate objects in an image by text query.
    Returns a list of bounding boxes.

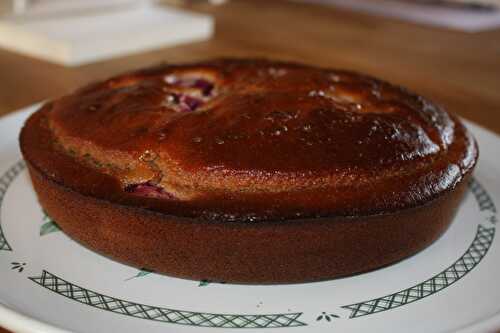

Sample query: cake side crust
[26,157,471,283]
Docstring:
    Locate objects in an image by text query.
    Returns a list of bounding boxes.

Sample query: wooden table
[0,1,498,332]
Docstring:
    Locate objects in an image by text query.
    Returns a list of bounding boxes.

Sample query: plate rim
[0,303,71,333]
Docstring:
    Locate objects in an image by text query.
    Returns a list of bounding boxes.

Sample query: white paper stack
[0,2,213,66]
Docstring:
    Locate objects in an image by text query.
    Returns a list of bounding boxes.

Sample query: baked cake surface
[19,59,478,283]
[22,59,476,222]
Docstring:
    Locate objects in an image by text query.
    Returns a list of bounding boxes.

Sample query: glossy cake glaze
[20,59,478,283]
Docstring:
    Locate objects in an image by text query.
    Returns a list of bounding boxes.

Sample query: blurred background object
[0,0,229,16]
[0,0,214,66]
[409,0,500,9]
[295,0,500,31]
[0,0,147,17]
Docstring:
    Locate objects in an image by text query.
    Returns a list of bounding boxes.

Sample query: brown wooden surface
[0,0,499,332]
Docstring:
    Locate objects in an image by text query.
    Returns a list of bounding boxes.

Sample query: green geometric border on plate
[469,178,497,214]
[342,179,497,319]
[29,270,306,329]
[0,160,26,251]
[342,224,495,318]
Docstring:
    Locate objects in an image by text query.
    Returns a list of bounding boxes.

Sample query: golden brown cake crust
[20,59,477,222]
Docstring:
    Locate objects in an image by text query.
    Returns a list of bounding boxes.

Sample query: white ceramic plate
[1,104,500,333]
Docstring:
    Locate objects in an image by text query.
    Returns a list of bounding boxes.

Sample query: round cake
[19,58,478,283]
